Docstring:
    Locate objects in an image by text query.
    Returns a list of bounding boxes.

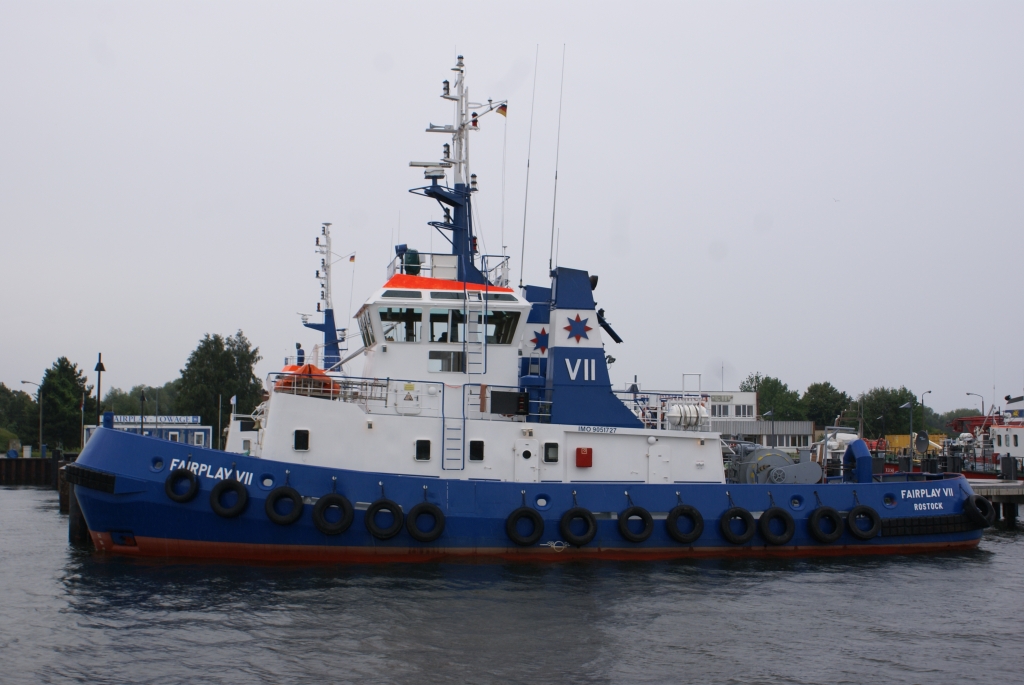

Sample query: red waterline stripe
[91,532,980,564]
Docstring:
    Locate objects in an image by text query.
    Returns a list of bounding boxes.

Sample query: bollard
[58,466,70,514]
[68,486,92,548]
[1000,456,1019,481]
[1004,503,1018,525]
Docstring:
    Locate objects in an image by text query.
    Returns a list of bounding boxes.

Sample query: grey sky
[2,1,1022,414]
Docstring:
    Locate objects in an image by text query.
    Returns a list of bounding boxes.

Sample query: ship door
[514,439,539,482]
[648,441,672,484]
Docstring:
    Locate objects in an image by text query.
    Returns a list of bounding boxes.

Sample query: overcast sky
[2,1,1022,414]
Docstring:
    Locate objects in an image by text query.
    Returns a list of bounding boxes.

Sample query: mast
[303,222,343,370]
[410,56,506,284]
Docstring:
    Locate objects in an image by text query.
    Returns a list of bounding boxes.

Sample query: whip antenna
[548,44,566,272]
[501,99,508,253]
[518,45,539,289]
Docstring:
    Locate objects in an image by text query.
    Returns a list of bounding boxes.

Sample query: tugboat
[69,57,993,561]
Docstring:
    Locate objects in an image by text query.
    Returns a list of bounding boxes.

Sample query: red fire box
[576,447,592,468]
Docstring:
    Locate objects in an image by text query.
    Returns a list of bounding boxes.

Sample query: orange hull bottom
[91,532,981,564]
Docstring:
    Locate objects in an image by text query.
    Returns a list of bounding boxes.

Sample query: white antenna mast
[316,222,333,311]
[518,45,539,288]
[548,44,566,272]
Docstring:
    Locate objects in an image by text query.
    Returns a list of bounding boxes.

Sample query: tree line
[738,372,976,438]
[0,331,262,452]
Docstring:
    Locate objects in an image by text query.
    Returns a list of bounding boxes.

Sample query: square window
[415,439,431,461]
[294,430,310,451]
[194,433,204,446]
[169,431,179,443]
[544,443,559,463]
[242,439,251,453]
[469,440,484,461]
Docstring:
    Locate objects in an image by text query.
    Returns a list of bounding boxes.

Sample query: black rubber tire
[719,507,756,544]
[847,504,882,540]
[364,498,404,540]
[618,505,654,543]
[312,493,354,535]
[165,468,198,503]
[560,506,598,547]
[758,507,795,545]
[666,504,704,544]
[808,506,844,544]
[265,486,304,526]
[506,507,545,546]
[406,502,446,543]
[209,479,248,518]
[963,494,996,528]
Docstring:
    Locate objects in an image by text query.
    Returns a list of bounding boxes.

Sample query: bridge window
[379,307,422,342]
[168,431,179,442]
[997,435,1002,447]
[469,440,484,461]
[484,293,517,301]
[429,309,450,342]
[482,310,521,344]
[1015,435,1019,447]
[428,350,464,373]
[429,309,466,343]
[382,290,421,298]
[430,291,465,300]
[358,309,376,347]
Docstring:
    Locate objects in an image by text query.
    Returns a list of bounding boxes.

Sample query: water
[1,488,1022,685]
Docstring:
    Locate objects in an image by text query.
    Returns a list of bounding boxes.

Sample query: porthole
[521,449,532,460]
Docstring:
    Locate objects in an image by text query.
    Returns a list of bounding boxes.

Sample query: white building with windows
[85,416,212,448]
[705,391,814,451]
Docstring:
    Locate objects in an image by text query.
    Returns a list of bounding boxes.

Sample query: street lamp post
[966,392,985,417]
[94,353,105,426]
[764,409,775,448]
[920,390,932,456]
[20,380,42,455]
[899,401,913,461]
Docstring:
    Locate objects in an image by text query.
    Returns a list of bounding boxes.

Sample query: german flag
[497,103,507,117]
[349,253,356,262]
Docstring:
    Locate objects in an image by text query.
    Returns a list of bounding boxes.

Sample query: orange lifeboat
[273,363,341,399]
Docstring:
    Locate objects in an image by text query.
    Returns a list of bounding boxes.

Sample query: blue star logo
[564,314,593,343]
[530,328,549,353]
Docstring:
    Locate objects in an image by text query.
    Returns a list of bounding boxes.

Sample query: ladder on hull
[442,385,465,470]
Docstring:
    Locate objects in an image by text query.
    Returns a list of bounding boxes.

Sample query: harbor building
[704,391,814,450]
[85,416,212,447]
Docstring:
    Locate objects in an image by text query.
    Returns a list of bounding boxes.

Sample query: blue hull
[71,429,983,562]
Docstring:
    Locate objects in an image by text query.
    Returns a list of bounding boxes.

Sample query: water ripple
[1,488,1021,685]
